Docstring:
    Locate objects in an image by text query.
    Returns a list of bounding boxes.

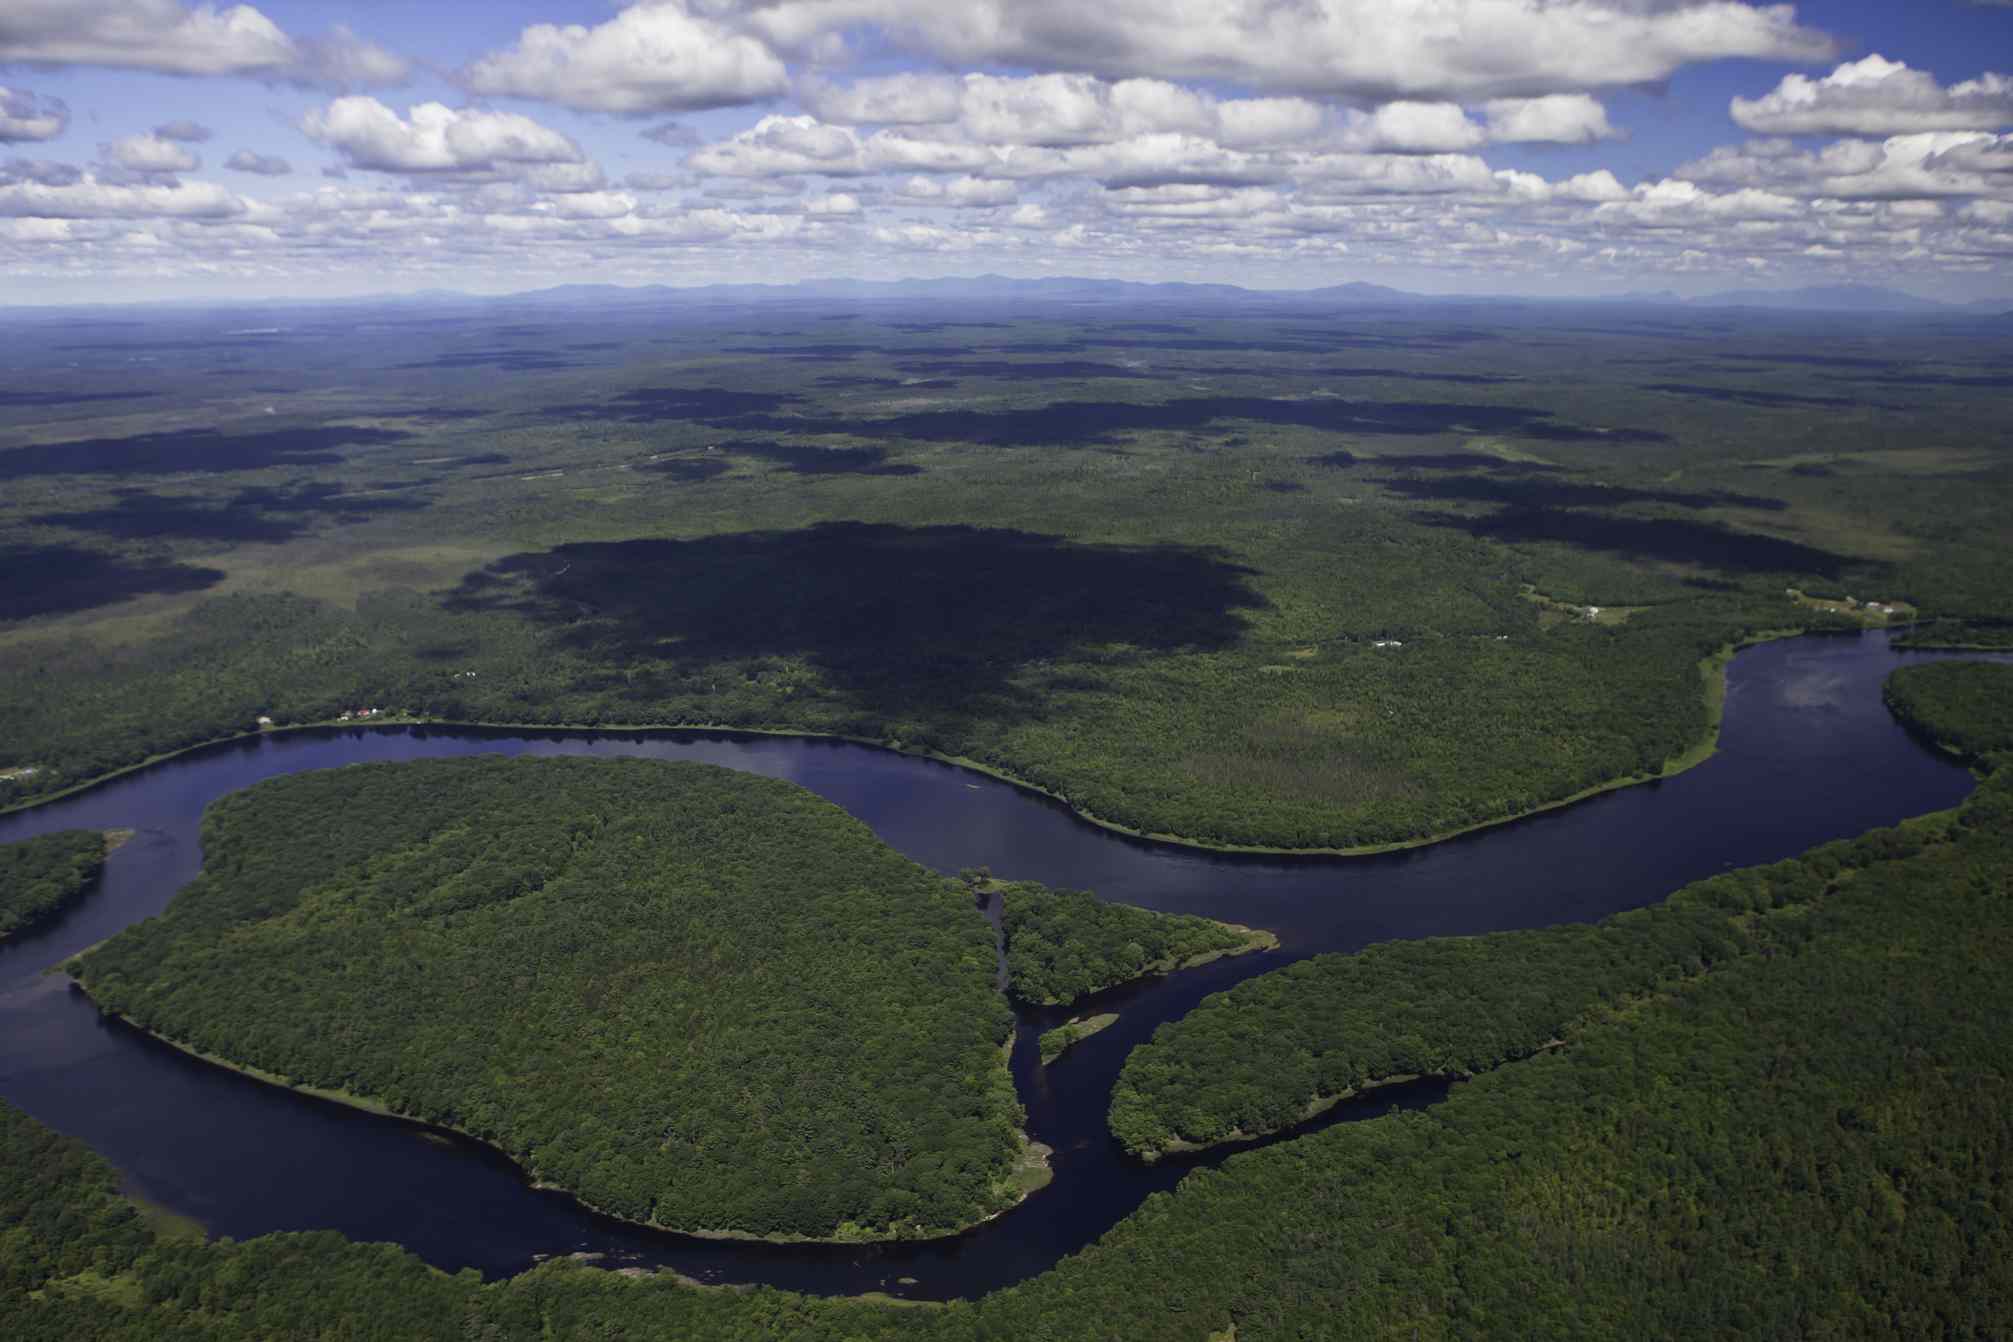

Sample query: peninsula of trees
[996,882,1275,1005]
[68,757,1027,1241]
[0,830,110,940]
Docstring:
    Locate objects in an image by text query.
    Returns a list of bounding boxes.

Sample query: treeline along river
[0,631,2000,1300]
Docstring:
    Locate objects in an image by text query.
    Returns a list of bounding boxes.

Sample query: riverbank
[1041,1015,1120,1065]
[0,630,1804,859]
[69,989,1053,1250]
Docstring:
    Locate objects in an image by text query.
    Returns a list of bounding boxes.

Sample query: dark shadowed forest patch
[1374,452,1556,471]
[539,387,799,423]
[813,375,957,390]
[1306,450,1359,468]
[36,483,431,542]
[0,543,226,620]
[397,350,579,372]
[1316,367,1519,385]
[1720,352,1902,371]
[0,389,156,408]
[1262,480,1307,493]
[445,523,1262,717]
[1641,383,1885,410]
[0,426,411,479]
[1419,507,1860,578]
[721,441,922,476]
[727,395,1670,448]
[1381,472,1785,512]
[892,361,1151,380]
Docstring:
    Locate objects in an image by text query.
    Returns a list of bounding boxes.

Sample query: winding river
[0,630,1997,1300]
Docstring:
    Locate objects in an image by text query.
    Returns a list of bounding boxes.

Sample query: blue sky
[3,1,2011,302]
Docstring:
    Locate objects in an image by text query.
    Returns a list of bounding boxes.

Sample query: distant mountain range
[491,275,2003,314]
[7,274,2008,316]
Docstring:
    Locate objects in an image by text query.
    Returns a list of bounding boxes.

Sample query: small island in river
[0,829,124,940]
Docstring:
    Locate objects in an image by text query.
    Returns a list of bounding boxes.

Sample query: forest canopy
[1884,660,2013,761]
[69,757,1024,1240]
[0,830,106,939]
[995,881,1273,1005]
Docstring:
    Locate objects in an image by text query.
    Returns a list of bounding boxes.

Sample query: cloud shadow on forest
[444,523,1263,719]
[0,426,412,479]
[728,395,1670,448]
[1417,508,1859,579]
[0,389,156,408]
[1382,472,1785,512]
[539,387,799,423]
[0,543,226,621]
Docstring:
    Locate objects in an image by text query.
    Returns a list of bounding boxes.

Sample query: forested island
[0,829,114,940]
[67,757,1033,1241]
[995,882,1276,1005]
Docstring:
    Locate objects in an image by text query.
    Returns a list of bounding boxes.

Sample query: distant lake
[0,630,1996,1300]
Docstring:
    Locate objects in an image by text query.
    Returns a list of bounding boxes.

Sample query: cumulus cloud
[689,114,866,175]
[225,149,291,176]
[1337,102,1486,154]
[797,72,962,125]
[104,132,199,174]
[0,1,405,87]
[302,98,584,175]
[0,157,83,187]
[893,174,1018,206]
[1732,55,2013,136]
[0,87,67,143]
[727,0,1837,101]
[1484,95,1621,144]
[462,2,788,114]
[0,172,245,219]
[1678,131,2013,200]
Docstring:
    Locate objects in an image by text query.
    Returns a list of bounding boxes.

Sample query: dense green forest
[995,882,1273,1005]
[11,754,2013,1338]
[21,301,1996,853]
[0,830,106,939]
[69,757,1025,1240]
[1885,661,2013,759]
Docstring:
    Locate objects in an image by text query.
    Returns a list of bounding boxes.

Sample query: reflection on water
[0,631,1999,1299]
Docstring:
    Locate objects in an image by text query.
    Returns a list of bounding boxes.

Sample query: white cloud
[797,72,962,125]
[727,0,1837,101]
[104,132,199,174]
[225,149,291,176]
[804,190,861,214]
[690,114,865,176]
[462,2,788,114]
[1483,95,1621,144]
[0,157,83,187]
[302,98,584,176]
[0,87,67,143]
[1732,55,2013,136]
[892,174,1018,206]
[0,1,405,86]
[0,172,245,219]
[1338,102,1485,154]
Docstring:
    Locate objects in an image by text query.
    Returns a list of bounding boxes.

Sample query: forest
[0,829,106,939]
[995,881,1273,1005]
[1884,661,2013,759]
[9,715,2012,1337]
[13,301,2006,855]
[67,757,1026,1241]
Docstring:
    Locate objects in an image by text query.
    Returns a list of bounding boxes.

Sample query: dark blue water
[0,631,1995,1299]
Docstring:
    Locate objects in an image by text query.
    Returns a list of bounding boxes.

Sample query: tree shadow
[0,426,411,479]
[444,523,1264,718]
[0,543,226,621]
[1416,508,1860,579]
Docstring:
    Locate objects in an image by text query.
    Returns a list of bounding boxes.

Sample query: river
[0,630,1993,1299]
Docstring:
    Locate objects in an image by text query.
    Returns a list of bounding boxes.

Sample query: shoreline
[69,987,1050,1250]
[0,630,1806,859]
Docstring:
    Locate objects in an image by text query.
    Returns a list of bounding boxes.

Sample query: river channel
[0,630,1995,1299]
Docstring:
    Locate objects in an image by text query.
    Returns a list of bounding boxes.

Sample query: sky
[2,0,2012,304]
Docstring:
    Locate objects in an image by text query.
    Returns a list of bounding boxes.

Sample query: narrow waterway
[0,631,1994,1299]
